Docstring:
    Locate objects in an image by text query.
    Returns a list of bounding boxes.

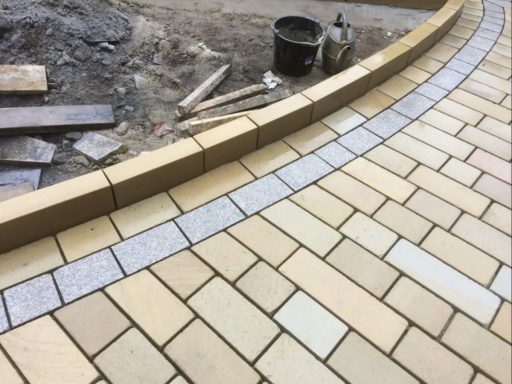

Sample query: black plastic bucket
[272,16,325,77]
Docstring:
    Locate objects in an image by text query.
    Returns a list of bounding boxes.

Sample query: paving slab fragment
[0,181,33,202]
[0,165,41,188]
[0,65,47,94]
[73,132,123,162]
[0,136,55,166]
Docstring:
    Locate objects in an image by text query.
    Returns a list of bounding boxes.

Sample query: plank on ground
[177,111,253,135]
[0,65,47,94]
[190,84,267,115]
[0,105,115,135]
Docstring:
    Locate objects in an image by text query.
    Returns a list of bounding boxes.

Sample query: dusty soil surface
[0,0,431,187]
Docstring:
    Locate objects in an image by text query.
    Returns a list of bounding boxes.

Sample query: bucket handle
[336,10,348,40]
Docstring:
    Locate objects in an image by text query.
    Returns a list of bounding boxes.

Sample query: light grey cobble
[275,154,333,191]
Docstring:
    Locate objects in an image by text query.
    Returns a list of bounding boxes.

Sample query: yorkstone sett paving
[445,58,475,75]
[415,83,449,101]
[455,45,489,65]
[175,196,245,243]
[0,300,8,332]
[337,127,382,154]
[275,154,334,191]
[4,274,61,326]
[468,34,497,50]
[112,221,190,274]
[480,20,503,32]
[391,92,436,119]
[476,28,500,40]
[315,141,356,168]
[363,109,411,139]
[54,249,124,303]
[229,173,292,215]
[428,67,467,90]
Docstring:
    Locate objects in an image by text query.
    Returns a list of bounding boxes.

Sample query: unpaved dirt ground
[0,0,432,187]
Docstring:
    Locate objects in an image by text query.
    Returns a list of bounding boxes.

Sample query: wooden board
[0,65,48,94]
[0,105,115,135]
[177,111,254,135]
[190,84,267,115]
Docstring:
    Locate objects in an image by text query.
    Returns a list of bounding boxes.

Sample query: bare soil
[0,0,428,187]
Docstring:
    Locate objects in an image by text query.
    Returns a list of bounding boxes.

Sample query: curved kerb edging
[0,0,465,254]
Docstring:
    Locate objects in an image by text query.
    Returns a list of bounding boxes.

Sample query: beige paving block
[106,270,193,346]
[290,185,354,228]
[456,16,479,29]
[256,334,343,384]
[449,89,511,124]
[470,69,511,94]
[0,237,63,290]
[473,374,497,384]
[0,316,98,384]
[440,33,467,48]
[419,109,465,135]
[406,189,461,230]
[386,132,449,169]
[236,261,295,313]
[494,43,511,58]
[460,78,508,104]
[385,277,453,337]
[227,215,298,267]
[110,193,180,239]
[441,158,481,186]
[447,24,473,39]
[283,121,337,155]
[413,55,444,74]
[393,327,473,384]
[318,171,386,215]
[343,157,416,204]
[422,227,500,285]
[340,212,398,258]
[165,320,259,384]
[452,214,511,266]
[349,89,395,118]
[474,174,512,208]
[400,65,431,83]
[425,42,458,62]
[376,75,417,100]
[486,52,511,71]
[479,59,512,79]
[169,161,254,212]
[151,250,214,299]
[359,42,411,88]
[54,292,130,356]
[261,200,342,257]
[240,140,299,178]
[94,328,175,384]
[0,349,23,384]
[374,200,433,244]
[169,377,188,384]
[194,116,257,171]
[407,166,490,217]
[434,99,484,125]
[328,332,418,384]
[400,22,438,63]
[365,145,417,177]
[191,232,257,281]
[467,149,511,183]
[327,239,399,298]
[459,126,511,161]
[321,106,366,135]
[56,216,120,262]
[491,302,511,343]
[483,203,512,236]
[442,314,512,384]
[188,277,279,361]
[404,121,474,160]
[280,248,407,353]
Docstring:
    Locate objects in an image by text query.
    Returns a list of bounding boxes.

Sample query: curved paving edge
[0,0,467,254]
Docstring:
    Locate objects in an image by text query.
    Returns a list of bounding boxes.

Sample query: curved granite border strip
[0,0,469,254]
[0,0,507,333]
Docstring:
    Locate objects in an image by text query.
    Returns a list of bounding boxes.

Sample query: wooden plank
[177,64,231,116]
[0,105,115,135]
[197,89,293,119]
[0,136,56,166]
[177,111,254,135]
[0,65,47,94]
[190,84,267,115]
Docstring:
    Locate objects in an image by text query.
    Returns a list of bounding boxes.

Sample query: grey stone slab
[54,249,124,303]
[415,83,449,101]
[112,221,190,274]
[0,299,8,332]
[229,174,292,215]
[0,136,55,166]
[4,274,61,326]
[392,92,436,119]
[468,35,496,51]
[485,10,504,20]
[475,28,500,41]
[275,154,333,191]
[0,165,41,188]
[362,110,411,139]
[176,196,245,244]
[483,15,504,25]
[454,46,488,66]
[481,20,502,32]
[445,59,475,75]
[428,68,466,90]
[0,182,34,203]
[73,132,123,162]
[338,127,382,154]
[315,141,356,168]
